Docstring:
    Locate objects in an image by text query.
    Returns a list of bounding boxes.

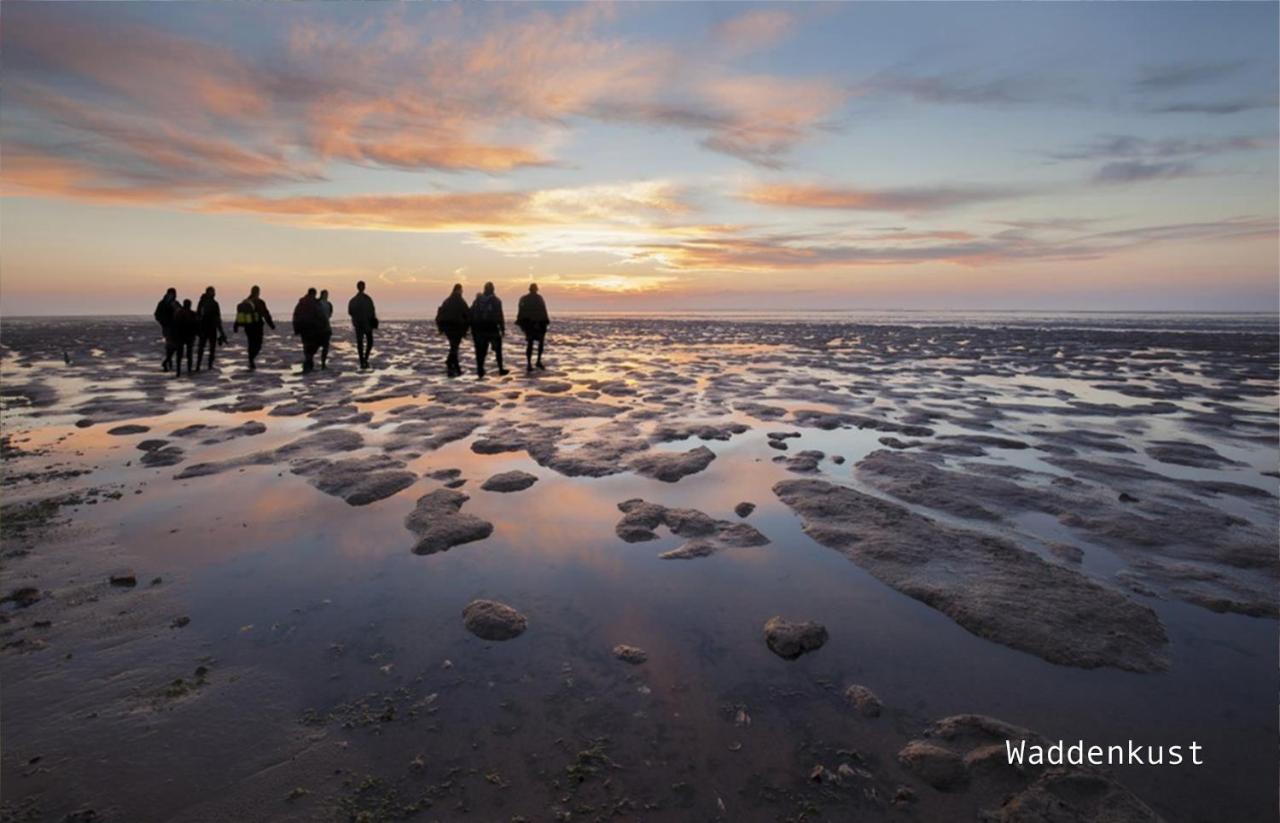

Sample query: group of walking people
[434,281,549,377]
[153,281,549,378]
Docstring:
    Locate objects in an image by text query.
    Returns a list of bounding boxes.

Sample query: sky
[1,1,1277,315]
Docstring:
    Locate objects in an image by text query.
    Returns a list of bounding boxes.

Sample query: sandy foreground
[0,315,1276,822]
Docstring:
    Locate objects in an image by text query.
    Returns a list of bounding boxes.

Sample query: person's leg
[195,337,205,372]
[525,335,534,371]
[365,329,374,365]
[354,328,365,367]
[320,334,329,369]
[447,335,460,374]
[162,334,172,371]
[248,327,262,369]
[474,334,488,377]
[493,334,507,375]
[535,333,545,368]
[172,342,183,377]
[208,335,217,369]
[186,341,194,374]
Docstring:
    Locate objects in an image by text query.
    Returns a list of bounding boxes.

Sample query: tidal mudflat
[1,313,1276,822]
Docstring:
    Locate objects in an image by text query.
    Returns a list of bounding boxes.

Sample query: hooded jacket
[516,292,549,335]
[469,293,505,336]
[435,292,471,337]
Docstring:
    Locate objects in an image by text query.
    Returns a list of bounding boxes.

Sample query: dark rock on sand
[773,478,1169,672]
[630,445,716,482]
[1145,440,1242,468]
[897,740,969,791]
[107,424,150,436]
[291,454,417,506]
[462,599,527,640]
[176,429,363,480]
[198,420,267,445]
[139,445,185,468]
[2,587,41,608]
[405,489,494,555]
[988,768,1163,822]
[612,644,647,664]
[734,501,756,518]
[480,470,538,493]
[763,616,828,659]
[109,571,137,587]
[777,449,824,474]
[844,684,882,717]
[616,499,768,558]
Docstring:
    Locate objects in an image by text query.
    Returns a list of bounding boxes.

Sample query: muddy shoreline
[2,315,1276,822]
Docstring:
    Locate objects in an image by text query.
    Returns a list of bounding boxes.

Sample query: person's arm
[261,301,276,330]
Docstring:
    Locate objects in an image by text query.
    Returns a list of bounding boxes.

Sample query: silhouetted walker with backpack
[347,281,378,369]
[317,288,334,369]
[470,282,509,378]
[154,287,178,371]
[292,287,327,373]
[195,286,227,371]
[435,283,471,377]
[516,283,550,372]
[233,285,275,371]
[171,298,199,377]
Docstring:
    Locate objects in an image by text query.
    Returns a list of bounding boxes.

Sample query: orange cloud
[742,182,1023,213]
[201,181,691,234]
[1,1,848,208]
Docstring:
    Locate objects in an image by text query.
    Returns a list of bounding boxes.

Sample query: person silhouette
[469,282,509,379]
[232,285,275,371]
[516,283,550,372]
[292,287,325,373]
[153,287,178,371]
[435,283,471,377]
[171,298,199,377]
[317,288,334,369]
[194,286,227,371]
[347,281,377,369]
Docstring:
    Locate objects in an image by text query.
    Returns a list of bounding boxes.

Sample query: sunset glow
[1,2,1276,314]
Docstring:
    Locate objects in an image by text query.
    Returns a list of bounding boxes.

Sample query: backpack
[235,300,259,327]
[472,295,497,326]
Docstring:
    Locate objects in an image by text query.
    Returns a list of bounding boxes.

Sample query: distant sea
[6,310,1278,334]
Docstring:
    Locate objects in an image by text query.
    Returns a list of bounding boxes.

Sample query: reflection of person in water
[292,287,326,374]
[171,298,199,377]
[516,283,550,372]
[194,286,227,371]
[435,283,471,377]
[232,285,275,371]
[317,288,334,369]
[347,281,377,370]
[153,287,178,371]
[470,282,509,379]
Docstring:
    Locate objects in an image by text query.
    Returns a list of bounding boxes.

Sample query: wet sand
[1,314,1276,822]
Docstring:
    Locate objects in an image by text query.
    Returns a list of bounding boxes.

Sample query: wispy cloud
[1092,161,1195,185]
[741,182,1023,214]
[0,1,847,206]
[1145,98,1277,115]
[1048,133,1272,185]
[1050,134,1271,162]
[1132,60,1276,115]
[1135,60,1249,92]
[632,217,1276,272]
